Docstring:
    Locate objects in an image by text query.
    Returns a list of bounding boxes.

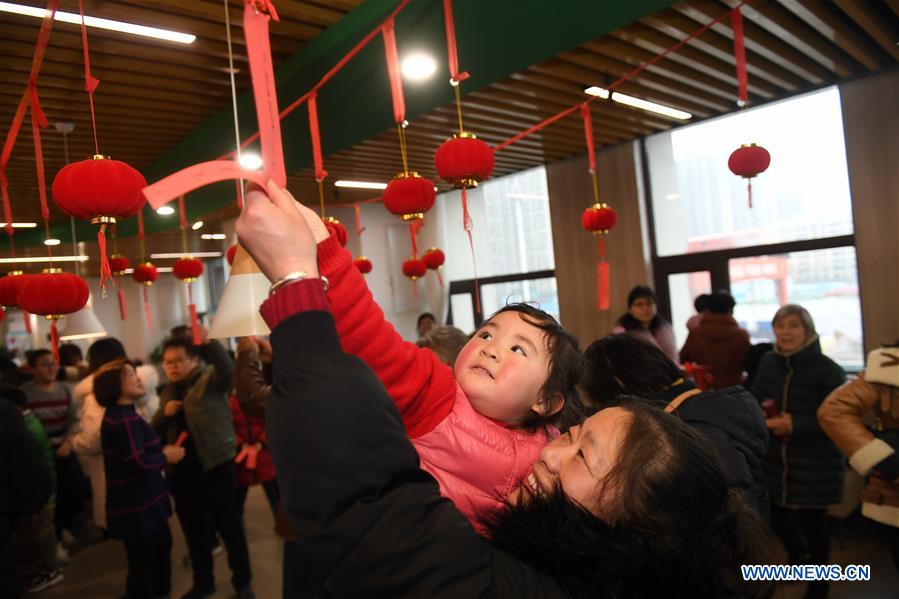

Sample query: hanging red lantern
[582,203,618,312]
[132,262,157,332]
[17,269,89,361]
[0,271,29,307]
[423,246,445,287]
[52,155,147,290]
[323,216,348,247]
[109,254,130,276]
[226,244,237,266]
[354,256,373,275]
[434,133,494,188]
[728,143,770,209]
[382,172,436,221]
[581,203,617,233]
[402,257,427,280]
[173,257,204,282]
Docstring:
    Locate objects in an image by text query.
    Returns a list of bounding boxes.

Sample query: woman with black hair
[612,285,678,363]
[234,180,775,598]
[581,334,769,517]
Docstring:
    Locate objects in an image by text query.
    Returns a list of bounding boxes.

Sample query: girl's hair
[487,303,585,432]
[93,359,134,409]
[87,337,127,373]
[57,343,83,367]
[581,334,681,410]
[616,285,667,334]
[488,400,774,598]
[772,303,816,337]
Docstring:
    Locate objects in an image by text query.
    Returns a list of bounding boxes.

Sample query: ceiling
[1,0,898,275]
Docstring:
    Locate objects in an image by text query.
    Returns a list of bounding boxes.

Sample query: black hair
[708,290,736,314]
[87,337,127,373]
[581,334,681,410]
[162,336,201,359]
[693,293,711,313]
[93,359,135,409]
[416,312,436,329]
[169,325,191,340]
[487,400,774,599]
[0,384,27,407]
[485,303,585,432]
[57,344,83,367]
[27,349,53,367]
[616,285,668,334]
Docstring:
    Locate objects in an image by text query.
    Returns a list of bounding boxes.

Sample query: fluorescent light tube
[150,252,222,259]
[0,255,88,264]
[584,86,692,120]
[334,180,388,190]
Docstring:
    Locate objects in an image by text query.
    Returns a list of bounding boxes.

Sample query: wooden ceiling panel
[833,0,899,61]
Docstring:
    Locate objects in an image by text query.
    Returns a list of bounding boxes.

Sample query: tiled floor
[32,492,899,598]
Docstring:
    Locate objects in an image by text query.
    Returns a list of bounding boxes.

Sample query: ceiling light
[0,2,196,43]
[191,221,204,231]
[150,252,222,259]
[201,233,227,240]
[123,266,172,274]
[584,86,692,120]
[238,153,263,170]
[401,52,437,81]
[334,180,387,190]
[0,255,88,264]
[0,222,37,228]
[43,238,61,246]
[156,206,175,216]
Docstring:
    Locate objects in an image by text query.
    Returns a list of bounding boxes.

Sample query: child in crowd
[0,386,63,593]
[95,360,184,599]
[21,349,86,540]
[260,182,584,528]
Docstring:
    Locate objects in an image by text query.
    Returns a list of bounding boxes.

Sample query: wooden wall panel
[546,141,650,348]
[840,68,899,352]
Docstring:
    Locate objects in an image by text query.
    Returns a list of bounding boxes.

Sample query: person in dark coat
[582,333,770,517]
[234,180,775,599]
[680,291,751,389]
[752,304,845,598]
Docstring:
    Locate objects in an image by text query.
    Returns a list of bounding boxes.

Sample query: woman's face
[774,313,807,354]
[529,407,631,520]
[120,364,145,399]
[628,296,656,326]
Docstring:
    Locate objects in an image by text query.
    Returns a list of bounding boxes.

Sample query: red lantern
[132,262,159,286]
[581,203,618,234]
[422,247,445,270]
[354,256,373,275]
[382,172,436,221]
[173,257,204,282]
[226,244,237,266]
[0,271,29,307]
[52,155,148,290]
[17,269,89,361]
[434,132,495,188]
[728,143,771,208]
[324,217,348,247]
[402,257,427,281]
[581,203,618,312]
[109,254,131,276]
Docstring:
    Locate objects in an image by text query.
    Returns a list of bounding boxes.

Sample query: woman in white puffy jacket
[70,338,159,530]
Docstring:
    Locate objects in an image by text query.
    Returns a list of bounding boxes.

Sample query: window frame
[446,269,556,329]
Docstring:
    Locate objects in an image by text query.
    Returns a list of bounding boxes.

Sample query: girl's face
[453,311,557,424]
[628,296,656,326]
[120,364,145,399]
[528,407,631,520]
[774,313,807,354]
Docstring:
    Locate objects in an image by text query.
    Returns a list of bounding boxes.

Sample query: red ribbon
[442,0,469,83]
[97,224,112,292]
[408,221,419,256]
[580,102,596,173]
[731,8,748,104]
[28,86,49,223]
[460,188,480,314]
[187,284,202,346]
[382,19,406,124]
[354,204,365,238]
[23,311,32,334]
[50,320,60,363]
[235,179,243,210]
[597,236,609,311]
[175,431,189,447]
[117,288,127,321]
[143,286,152,331]
[307,93,327,182]
[78,0,101,155]
[178,195,188,230]
[137,209,145,239]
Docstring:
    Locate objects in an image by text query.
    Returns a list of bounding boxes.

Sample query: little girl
[268,185,584,528]
[95,360,184,599]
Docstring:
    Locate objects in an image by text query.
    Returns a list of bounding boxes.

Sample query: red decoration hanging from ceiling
[354,256,373,275]
[324,217,348,247]
[382,173,436,221]
[0,271,29,307]
[132,261,158,331]
[109,253,130,321]
[423,246,445,287]
[728,143,771,209]
[402,257,427,280]
[17,269,89,361]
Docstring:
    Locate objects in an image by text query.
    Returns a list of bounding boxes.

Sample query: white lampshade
[59,301,107,341]
[208,246,271,339]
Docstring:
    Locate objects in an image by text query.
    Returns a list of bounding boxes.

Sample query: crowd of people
[0,179,896,598]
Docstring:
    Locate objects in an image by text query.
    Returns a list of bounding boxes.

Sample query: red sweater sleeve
[316,235,456,438]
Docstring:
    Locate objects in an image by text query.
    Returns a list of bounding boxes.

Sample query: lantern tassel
[143,286,152,331]
[50,319,59,362]
[747,179,753,209]
[461,188,481,314]
[435,269,444,287]
[411,279,418,299]
[597,236,610,311]
[23,310,32,334]
[97,223,112,295]
[117,287,127,321]
[188,284,202,346]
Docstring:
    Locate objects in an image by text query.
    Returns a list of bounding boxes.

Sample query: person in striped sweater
[96,360,185,599]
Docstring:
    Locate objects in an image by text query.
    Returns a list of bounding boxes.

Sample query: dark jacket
[752,338,846,507]
[152,341,235,472]
[267,309,569,597]
[664,381,770,517]
[1,401,52,541]
[102,404,171,539]
[680,313,751,389]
